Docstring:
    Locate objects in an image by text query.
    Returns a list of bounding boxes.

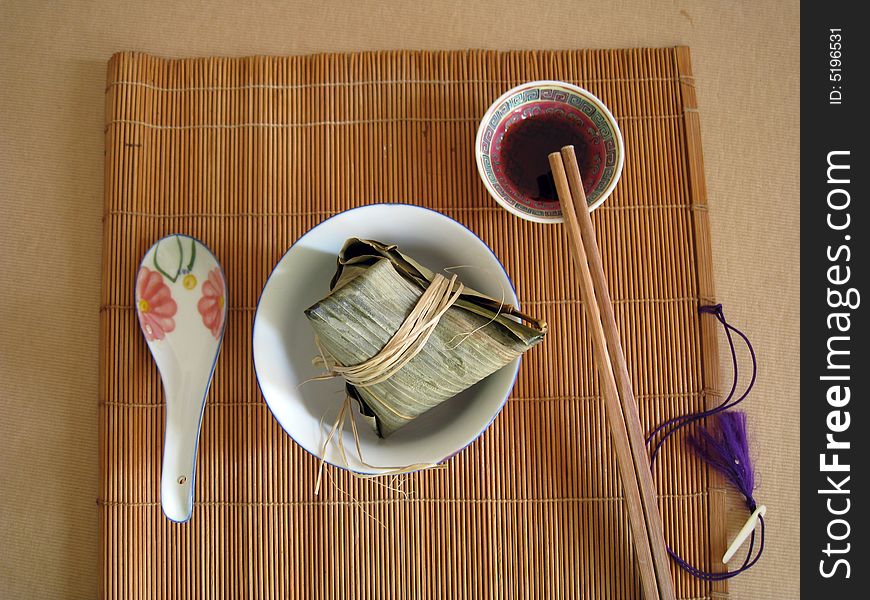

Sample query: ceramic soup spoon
[135,235,227,522]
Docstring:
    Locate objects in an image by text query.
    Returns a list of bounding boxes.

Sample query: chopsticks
[549,147,676,600]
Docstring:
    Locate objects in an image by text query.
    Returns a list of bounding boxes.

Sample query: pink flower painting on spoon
[137,267,178,341]
[197,268,226,339]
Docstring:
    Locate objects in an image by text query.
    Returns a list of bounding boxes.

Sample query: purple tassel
[648,305,765,580]
[689,411,756,510]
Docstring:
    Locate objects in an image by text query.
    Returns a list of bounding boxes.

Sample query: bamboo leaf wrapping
[304,238,548,437]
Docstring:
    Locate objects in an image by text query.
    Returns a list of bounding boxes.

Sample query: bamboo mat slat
[100,47,725,600]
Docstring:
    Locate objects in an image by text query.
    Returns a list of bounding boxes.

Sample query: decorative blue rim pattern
[475,81,625,224]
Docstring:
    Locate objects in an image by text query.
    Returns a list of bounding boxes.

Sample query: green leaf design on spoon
[186,238,196,272]
[153,236,198,282]
[154,236,183,282]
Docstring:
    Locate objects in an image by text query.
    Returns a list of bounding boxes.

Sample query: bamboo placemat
[101,47,725,599]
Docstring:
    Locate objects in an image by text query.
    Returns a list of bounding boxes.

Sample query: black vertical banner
[802,2,868,596]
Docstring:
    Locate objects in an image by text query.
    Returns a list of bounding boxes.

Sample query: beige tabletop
[0,1,799,598]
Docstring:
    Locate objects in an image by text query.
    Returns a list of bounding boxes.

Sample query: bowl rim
[474,79,625,224]
[251,203,522,475]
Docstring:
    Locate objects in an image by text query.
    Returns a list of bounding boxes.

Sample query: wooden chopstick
[549,149,675,600]
[560,146,676,599]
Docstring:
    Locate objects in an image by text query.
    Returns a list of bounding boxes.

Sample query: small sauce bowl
[475,80,625,223]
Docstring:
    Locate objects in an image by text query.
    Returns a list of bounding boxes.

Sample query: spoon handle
[160,368,213,523]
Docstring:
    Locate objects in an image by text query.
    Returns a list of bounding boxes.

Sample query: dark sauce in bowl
[500,113,591,202]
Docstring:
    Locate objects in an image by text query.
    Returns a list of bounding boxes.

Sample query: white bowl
[253,204,521,474]
[475,80,625,223]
